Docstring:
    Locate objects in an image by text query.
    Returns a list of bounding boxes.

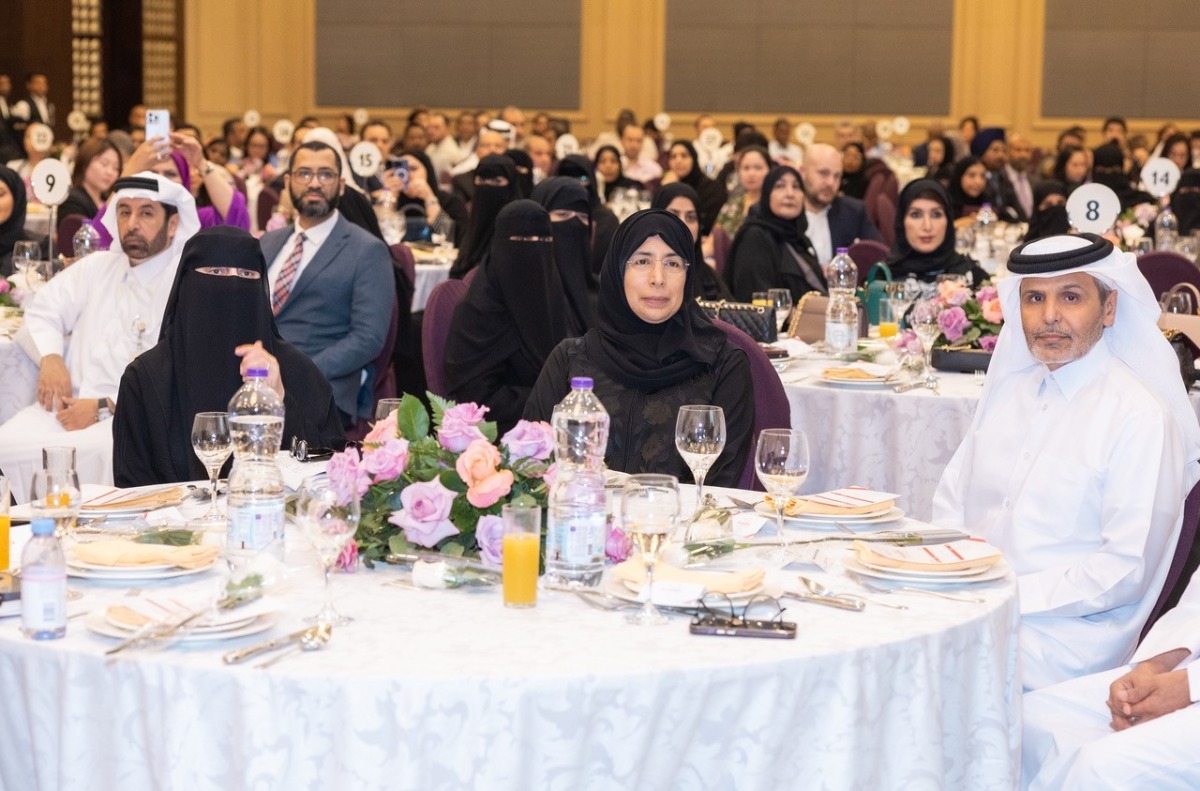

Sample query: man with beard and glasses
[0,173,200,498]
[933,234,1200,693]
[259,141,393,428]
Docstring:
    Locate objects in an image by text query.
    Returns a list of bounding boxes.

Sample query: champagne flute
[29,468,82,545]
[191,412,232,521]
[296,473,359,626]
[621,474,679,626]
[768,288,793,333]
[675,405,725,530]
[754,429,810,566]
[911,299,944,388]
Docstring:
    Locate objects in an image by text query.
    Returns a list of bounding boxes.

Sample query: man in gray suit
[259,141,393,426]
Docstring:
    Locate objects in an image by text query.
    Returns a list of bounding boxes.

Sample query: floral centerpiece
[0,278,20,309]
[325,393,554,567]
[929,281,1004,351]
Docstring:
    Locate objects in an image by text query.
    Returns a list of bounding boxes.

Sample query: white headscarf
[99,171,201,259]
[984,234,1200,480]
[298,127,364,194]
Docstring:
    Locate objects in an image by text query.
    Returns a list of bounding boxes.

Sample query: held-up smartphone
[394,159,410,189]
[145,108,171,143]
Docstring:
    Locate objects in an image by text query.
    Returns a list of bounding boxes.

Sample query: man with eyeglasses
[259,141,393,429]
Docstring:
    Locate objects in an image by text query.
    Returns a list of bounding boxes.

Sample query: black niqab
[1024,180,1071,241]
[1174,170,1200,236]
[450,154,520,278]
[531,177,597,335]
[507,149,535,198]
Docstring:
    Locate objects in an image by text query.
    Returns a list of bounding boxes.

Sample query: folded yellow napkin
[823,367,883,380]
[853,538,1001,573]
[105,605,157,629]
[764,493,895,516]
[71,540,219,570]
[85,486,185,511]
[611,559,764,594]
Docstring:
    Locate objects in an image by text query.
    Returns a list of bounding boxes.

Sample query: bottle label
[21,567,66,631]
[825,321,853,352]
[226,501,285,552]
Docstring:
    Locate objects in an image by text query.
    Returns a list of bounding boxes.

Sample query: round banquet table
[0,509,1020,791]
[412,261,452,313]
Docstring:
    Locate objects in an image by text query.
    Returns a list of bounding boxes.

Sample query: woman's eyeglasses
[626,255,689,275]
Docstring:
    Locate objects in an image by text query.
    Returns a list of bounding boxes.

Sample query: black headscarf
[0,166,29,267]
[840,143,869,199]
[531,177,596,335]
[450,154,520,278]
[651,182,733,301]
[506,149,535,198]
[666,141,727,237]
[585,208,727,390]
[1024,180,1071,241]
[926,136,956,185]
[1091,141,1153,211]
[1174,170,1200,236]
[886,179,986,282]
[557,153,619,276]
[947,156,987,218]
[1053,146,1087,193]
[594,144,641,203]
[556,154,600,209]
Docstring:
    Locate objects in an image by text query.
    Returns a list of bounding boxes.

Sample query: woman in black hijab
[1092,141,1153,211]
[652,182,732,301]
[725,166,826,302]
[0,165,44,276]
[531,177,597,336]
[925,136,956,186]
[1174,170,1200,236]
[840,142,870,199]
[594,144,642,204]
[444,201,568,434]
[396,148,469,248]
[556,154,619,275]
[1053,145,1089,194]
[885,179,989,285]
[1024,180,1071,242]
[450,154,520,278]
[506,149,535,198]
[113,226,344,486]
[663,141,727,237]
[524,209,752,485]
[947,156,992,221]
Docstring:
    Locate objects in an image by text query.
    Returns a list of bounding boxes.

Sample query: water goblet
[29,468,82,544]
[375,398,403,422]
[754,429,810,566]
[621,474,679,626]
[675,405,725,531]
[768,288,793,333]
[191,412,232,521]
[295,474,359,626]
[910,299,945,387]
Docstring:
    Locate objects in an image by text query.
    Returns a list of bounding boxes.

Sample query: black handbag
[696,299,777,342]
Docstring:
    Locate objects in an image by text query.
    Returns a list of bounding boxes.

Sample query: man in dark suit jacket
[800,143,883,265]
[11,72,54,134]
[259,141,394,426]
[0,74,19,163]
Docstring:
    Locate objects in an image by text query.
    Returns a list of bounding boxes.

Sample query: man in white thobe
[933,233,1200,692]
[0,173,199,501]
[1022,564,1200,789]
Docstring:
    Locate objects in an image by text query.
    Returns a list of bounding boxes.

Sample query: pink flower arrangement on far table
[928,283,1003,350]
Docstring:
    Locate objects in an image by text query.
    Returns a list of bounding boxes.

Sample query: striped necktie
[271,232,306,315]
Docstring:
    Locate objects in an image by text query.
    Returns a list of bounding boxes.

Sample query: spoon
[254,623,332,669]
[799,575,906,610]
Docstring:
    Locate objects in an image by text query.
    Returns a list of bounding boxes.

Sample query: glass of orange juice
[878,298,899,339]
[502,503,541,608]
[0,476,9,571]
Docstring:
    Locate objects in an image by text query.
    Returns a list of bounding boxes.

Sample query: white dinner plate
[601,574,765,606]
[86,611,277,643]
[66,560,217,582]
[843,556,1009,585]
[68,555,176,573]
[818,375,892,388]
[755,502,905,527]
[104,608,261,636]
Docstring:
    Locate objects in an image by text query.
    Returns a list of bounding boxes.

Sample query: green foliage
[395,393,430,440]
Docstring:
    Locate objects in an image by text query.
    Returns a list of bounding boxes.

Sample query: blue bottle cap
[30,518,54,536]
[570,377,593,389]
[245,367,269,378]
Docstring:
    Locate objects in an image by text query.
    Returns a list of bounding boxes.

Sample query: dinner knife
[782,592,865,611]
[222,628,311,665]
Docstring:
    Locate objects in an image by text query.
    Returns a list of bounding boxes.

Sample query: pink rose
[335,538,359,572]
[978,334,999,352]
[466,470,514,509]
[438,403,489,452]
[976,285,998,303]
[0,279,9,294]
[388,479,459,548]
[937,306,970,342]
[945,287,971,307]
[363,437,409,482]
[605,523,633,563]
[475,515,504,567]
[327,448,371,505]
[456,439,502,486]
[890,329,923,358]
[542,462,557,490]
[501,420,554,461]
[981,297,1003,325]
[937,280,964,301]
[364,410,398,444]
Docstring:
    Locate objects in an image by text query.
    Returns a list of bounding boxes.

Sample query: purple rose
[363,437,410,482]
[327,448,371,505]
[937,306,970,342]
[388,479,460,548]
[437,402,489,452]
[501,420,554,461]
[976,285,998,303]
[946,287,971,307]
[475,515,504,567]
[605,523,633,563]
[978,334,999,352]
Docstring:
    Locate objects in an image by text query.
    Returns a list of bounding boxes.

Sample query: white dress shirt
[426,137,465,185]
[266,210,340,297]
[805,206,833,265]
[769,140,803,165]
[623,155,662,184]
[934,340,1186,692]
[1006,164,1034,219]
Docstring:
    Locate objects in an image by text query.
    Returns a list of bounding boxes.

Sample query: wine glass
[886,278,921,329]
[767,288,793,333]
[191,412,232,521]
[911,299,944,387]
[754,429,810,565]
[675,405,725,530]
[1161,290,1195,315]
[295,473,360,626]
[375,398,403,421]
[29,468,82,544]
[621,474,680,627]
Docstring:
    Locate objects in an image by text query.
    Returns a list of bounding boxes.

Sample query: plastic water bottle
[226,368,286,564]
[824,247,859,354]
[545,377,609,587]
[826,247,858,294]
[1156,201,1179,250]
[21,518,66,640]
[72,221,101,258]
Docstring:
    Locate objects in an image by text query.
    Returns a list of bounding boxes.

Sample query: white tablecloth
[0,334,37,425]
[412,262,451,312]
[0,494,1020,790]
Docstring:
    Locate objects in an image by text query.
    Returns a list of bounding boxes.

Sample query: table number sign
[272,118,295,146]
[1066,183,1120,234]
[30,124,54,153]
[1140,157,1181,199]
[242,109,261,128]
[653,113,671,132]
[554,133,580,160]
[794,122,816,146]
[348,141,381,179]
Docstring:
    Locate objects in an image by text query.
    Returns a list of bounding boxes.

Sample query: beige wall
[183,0,1200,150]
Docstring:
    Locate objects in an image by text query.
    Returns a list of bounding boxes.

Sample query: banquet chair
[55,213,88,257]
[1136,251,1200,301]
[711,225,732,279]
[256,186,280,232]
[346,295,400,441]
[713,318,790,490]
[1140,479,1200,642]
[848,239,890,286]
[388,243,423,403]
[422,279,469,399]
[388,243,416,292]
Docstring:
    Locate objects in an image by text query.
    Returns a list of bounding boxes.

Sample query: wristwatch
[96,398,112,422]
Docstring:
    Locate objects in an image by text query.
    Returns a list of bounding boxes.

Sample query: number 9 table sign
[1066,183,1121,235]
[30,158,72,264]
